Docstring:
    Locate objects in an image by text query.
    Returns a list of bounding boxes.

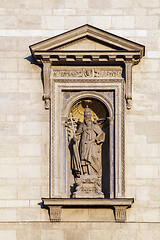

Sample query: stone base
[72,175,104,198]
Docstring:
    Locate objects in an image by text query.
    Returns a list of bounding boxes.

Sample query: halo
[69,98,106,122]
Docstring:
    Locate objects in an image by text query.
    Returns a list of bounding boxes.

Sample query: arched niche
[62,91,114,198]
[62,91,114,121]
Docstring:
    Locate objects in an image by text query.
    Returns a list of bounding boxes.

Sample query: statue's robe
[72,122,105,176]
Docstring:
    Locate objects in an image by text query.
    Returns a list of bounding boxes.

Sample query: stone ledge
[42,198,134,222]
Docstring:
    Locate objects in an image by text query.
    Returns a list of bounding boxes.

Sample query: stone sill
[42,198,134,222]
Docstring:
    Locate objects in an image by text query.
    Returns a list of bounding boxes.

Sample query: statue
[68,105,105,198]
[73,105,105,176]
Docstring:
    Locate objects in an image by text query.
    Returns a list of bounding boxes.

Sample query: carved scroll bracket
[124,58,134,110]
[42,56,51,109]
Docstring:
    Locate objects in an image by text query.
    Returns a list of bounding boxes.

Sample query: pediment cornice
[30,24,145,64]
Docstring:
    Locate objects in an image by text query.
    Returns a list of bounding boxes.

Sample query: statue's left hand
[73,135,78,142]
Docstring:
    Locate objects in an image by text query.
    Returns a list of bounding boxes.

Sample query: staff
[70,113,83,175]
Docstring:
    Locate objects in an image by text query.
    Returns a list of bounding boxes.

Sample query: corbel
[114,206,128,222]
[42,55,51,109]
[124,57,134,110]
[49,206,62,221]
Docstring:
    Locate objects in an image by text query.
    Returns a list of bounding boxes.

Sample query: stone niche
[30,24,144,222]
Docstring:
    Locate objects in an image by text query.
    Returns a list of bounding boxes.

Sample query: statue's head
[84,105,92,122]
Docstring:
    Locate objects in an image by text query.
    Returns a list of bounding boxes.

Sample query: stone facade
[0,0,160,239]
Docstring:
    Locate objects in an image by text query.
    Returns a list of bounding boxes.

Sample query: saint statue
[72,105,105,177]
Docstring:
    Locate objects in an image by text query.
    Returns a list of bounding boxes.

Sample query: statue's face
[84,112,92,121]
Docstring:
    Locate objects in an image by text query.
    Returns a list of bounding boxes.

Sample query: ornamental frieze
[51,68,122,79]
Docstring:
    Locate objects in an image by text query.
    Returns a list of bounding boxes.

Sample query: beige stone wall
[0,0,160,239]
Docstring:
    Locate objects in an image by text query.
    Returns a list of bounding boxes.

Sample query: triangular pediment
[30,24,145,57]
[52,37,122,51]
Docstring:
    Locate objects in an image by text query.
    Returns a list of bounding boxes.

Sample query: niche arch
[62,91,114,121]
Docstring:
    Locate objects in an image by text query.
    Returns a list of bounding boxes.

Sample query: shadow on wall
[25,55,44,98]
[38,201,47,209]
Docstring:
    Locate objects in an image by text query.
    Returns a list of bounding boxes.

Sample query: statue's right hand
[73,135,78,142]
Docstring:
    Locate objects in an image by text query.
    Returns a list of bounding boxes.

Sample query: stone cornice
[33,50,141,64]
[42,197,134,206]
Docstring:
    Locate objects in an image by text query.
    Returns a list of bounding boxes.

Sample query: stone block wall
[0,0,160,239]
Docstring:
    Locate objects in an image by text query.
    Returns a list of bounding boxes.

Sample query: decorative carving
[114,206,128,222]
[53,78,123,84]
[94,69,122,78]
[51,82,56,197]
[84,69,93,77]
[121,81,125,197]
[126,98,132,110]
[73,175,104,198]
[45,98,50,109]
[52,70,83,78]
[49,206,61,221]
[42,56,51,110]
[125,60,133,110]
[51,69,122,79]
